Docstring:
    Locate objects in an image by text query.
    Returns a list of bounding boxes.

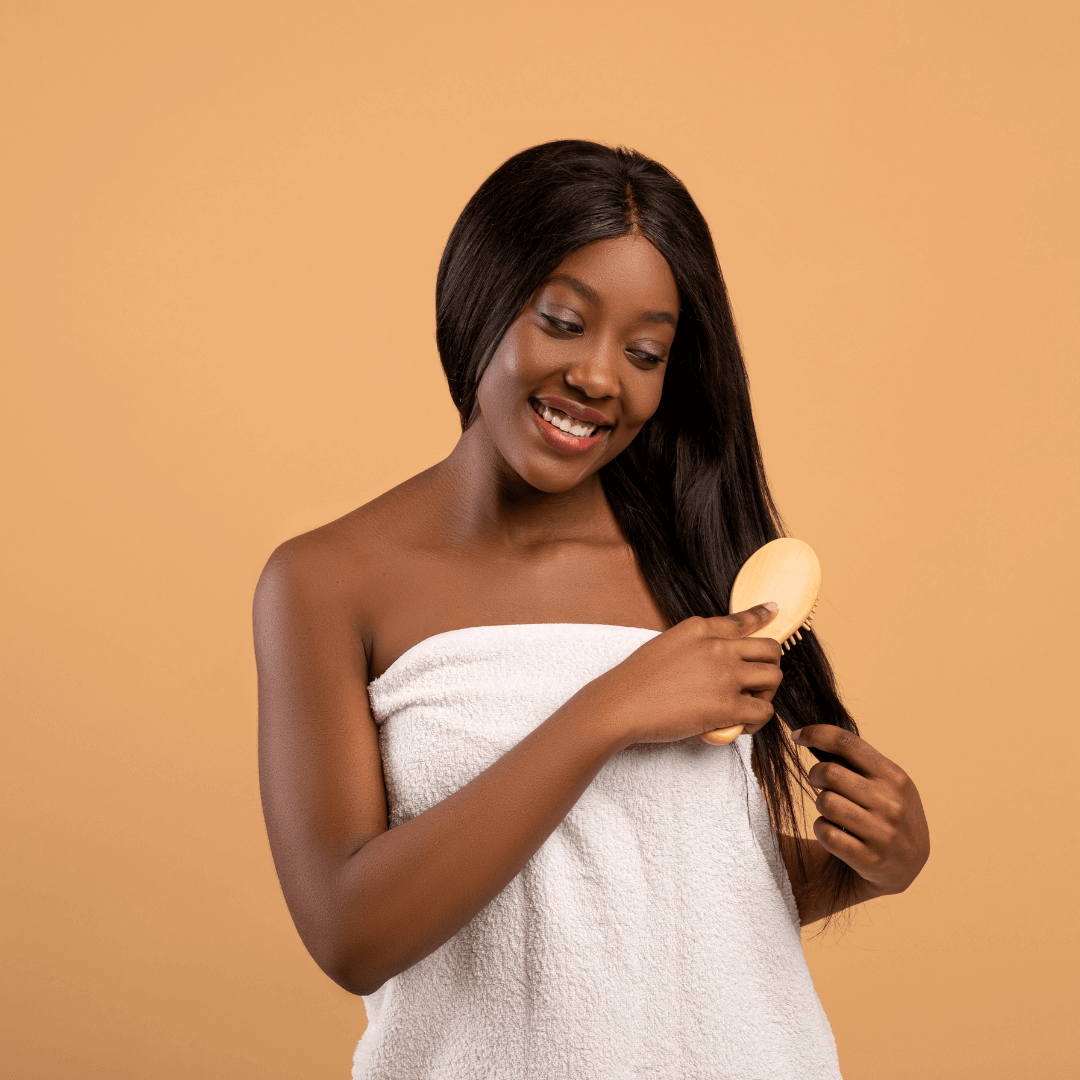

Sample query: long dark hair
[436,139,858,917]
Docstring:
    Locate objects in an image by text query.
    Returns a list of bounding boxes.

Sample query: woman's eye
[629,350,665,366]
[541,313,583,335]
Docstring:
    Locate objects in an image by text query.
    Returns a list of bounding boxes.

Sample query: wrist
[553,679,638,756]
[853,875,887,903]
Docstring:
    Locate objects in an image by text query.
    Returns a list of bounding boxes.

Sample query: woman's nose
[563,343,619,399]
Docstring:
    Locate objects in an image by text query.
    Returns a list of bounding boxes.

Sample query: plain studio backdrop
[2,2,1077,1077]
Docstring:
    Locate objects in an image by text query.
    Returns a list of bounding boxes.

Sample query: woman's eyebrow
[544,274,677,327]
[545,273,601,307]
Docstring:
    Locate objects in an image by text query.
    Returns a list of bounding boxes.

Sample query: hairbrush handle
[700,539,821,747]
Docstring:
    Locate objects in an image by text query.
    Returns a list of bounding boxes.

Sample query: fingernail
[763,601,779,612]
[789,728,803,741]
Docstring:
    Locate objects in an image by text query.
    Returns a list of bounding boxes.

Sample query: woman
[255,140,929,1079]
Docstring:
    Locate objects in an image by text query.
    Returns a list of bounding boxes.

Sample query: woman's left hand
[791,725,930,899]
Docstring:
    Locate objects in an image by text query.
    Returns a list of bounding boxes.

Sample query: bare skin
[255,234,929,996]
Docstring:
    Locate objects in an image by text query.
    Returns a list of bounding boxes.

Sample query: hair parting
[436,139,860,922]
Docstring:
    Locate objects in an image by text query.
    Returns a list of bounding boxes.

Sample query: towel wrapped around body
[353,623,841,1080]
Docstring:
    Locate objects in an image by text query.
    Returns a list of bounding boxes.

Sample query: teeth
[533,401,598,438]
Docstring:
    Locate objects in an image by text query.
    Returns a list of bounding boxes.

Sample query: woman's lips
[528,401,609,456]
[533,394,613,428]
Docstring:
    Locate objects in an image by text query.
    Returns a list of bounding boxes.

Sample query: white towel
[353,623,841,1079]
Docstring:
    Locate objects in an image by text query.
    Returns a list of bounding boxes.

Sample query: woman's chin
[500,449,602,495]
[519,464,596,494]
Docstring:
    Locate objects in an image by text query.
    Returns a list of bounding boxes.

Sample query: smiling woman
[477,236,677,478]
[253,140,929,1079]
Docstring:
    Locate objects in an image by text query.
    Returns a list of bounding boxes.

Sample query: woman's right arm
[254,536,781,996]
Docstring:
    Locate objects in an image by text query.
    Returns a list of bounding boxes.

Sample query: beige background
[2,1,1077,1076]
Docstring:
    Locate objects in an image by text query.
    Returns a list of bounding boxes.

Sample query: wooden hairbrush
[700,538,820,746]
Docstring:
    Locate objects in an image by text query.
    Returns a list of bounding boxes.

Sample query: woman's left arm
[780,725,931,926]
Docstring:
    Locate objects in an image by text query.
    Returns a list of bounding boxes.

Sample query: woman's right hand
[581,605,784,747]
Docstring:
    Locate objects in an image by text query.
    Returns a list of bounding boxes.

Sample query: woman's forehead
[542,236,679,319]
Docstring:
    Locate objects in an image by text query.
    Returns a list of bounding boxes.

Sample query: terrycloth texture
[353,623,841,1080]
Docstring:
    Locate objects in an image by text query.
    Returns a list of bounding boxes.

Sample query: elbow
[290,879,398,997]
[327,967,382,998]
[313,936,389,998]
[325,958,386,998]
[292,869,410,997]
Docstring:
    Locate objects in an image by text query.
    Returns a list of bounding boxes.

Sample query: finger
[710,603,778,640]
[703,694,773,737]
[812,816,875,872]
[741,660,784,695]
[806,760,877,810]
[733,637,784,665]
[701,693,776,743]
[814,788,877,837]
[735,694,775,732]
[790,725,898,781]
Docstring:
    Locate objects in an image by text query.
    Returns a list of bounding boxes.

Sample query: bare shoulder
[254,468,443,659]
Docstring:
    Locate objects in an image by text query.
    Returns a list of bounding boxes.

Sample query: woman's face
[475,234,680,494]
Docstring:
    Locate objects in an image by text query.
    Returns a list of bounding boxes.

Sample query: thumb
[715,601,779,639]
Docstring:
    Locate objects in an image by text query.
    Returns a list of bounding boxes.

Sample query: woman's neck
[432,421,621,552]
